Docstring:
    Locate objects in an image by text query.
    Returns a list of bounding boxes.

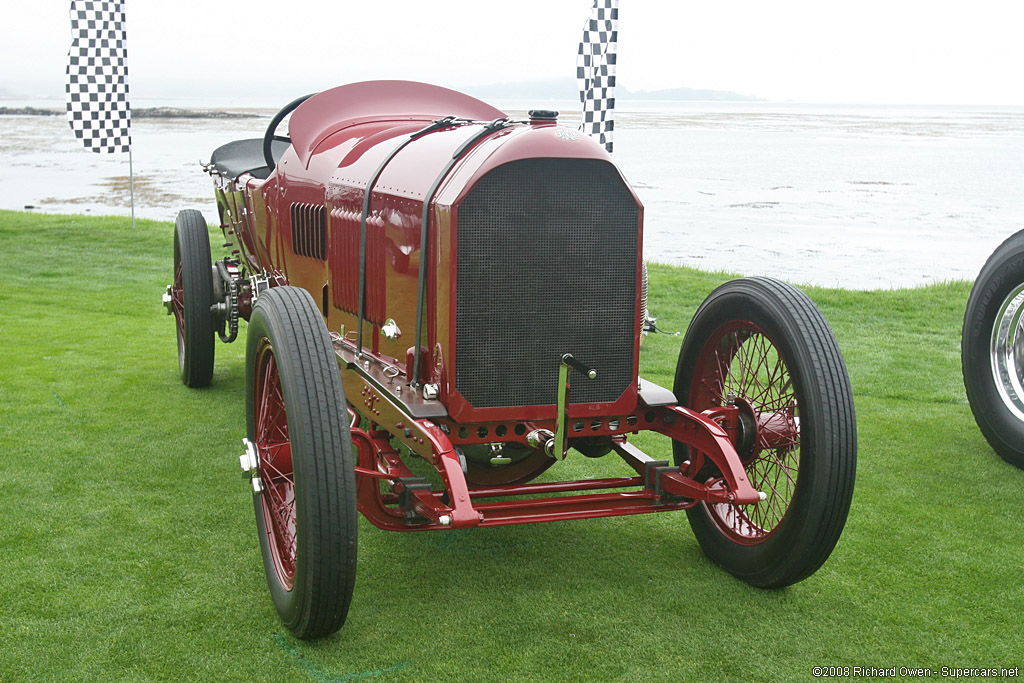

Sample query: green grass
[1,209,1021,682]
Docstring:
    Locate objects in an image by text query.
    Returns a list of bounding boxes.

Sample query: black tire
[962,228,1024,468]
[172,210,215,387]
[673,277,856,588]
[245,286,357,639]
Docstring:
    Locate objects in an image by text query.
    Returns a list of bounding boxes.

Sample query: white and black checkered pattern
[577,0,617,153]
[65,0,131,154]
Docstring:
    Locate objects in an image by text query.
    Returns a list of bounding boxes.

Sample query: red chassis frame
[336,338,764,532]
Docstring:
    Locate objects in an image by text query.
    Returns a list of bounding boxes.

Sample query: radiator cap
[528,110,559,125]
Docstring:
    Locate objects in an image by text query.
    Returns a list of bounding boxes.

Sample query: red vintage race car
[164,81,856,639]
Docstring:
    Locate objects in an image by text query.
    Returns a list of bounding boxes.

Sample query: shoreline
[0,106,260,119]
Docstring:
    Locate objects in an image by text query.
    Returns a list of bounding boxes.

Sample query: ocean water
[612,103,1024,289]
[2,100,1022,289]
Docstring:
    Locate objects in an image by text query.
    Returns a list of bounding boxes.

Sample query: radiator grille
[290,202,326,260]
[454,158,639,408]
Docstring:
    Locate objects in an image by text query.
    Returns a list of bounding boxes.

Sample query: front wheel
[245,286,357,639]
[962,228,1024,468]
[673,277,856,588]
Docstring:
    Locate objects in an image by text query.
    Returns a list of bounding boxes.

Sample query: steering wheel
[263,93,316,170]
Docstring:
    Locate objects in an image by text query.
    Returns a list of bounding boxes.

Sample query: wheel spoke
[256,360,273,442]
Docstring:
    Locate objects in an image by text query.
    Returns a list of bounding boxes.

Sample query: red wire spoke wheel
[962,227,1024,469]
[171,209,215,387]
[674,277,856,588]
[246,286,357,639]
[689,322,800,543]
[170,258,185,361]
[252,342,297,587]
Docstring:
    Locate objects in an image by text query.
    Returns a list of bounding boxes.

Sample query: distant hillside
[462,79,762,102]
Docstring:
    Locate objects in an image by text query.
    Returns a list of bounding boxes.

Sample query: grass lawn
[1,209,1021,682]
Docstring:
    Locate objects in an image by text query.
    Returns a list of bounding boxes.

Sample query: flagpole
[129,144,135,229]
[124,0,134,230]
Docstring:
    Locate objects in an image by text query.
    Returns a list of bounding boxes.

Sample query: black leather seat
[209,138,290,180]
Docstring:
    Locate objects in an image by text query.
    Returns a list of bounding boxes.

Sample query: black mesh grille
[455,158,639,408]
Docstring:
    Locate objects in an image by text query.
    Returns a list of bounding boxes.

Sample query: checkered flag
[577,0,618,153]
[65,0,131,154]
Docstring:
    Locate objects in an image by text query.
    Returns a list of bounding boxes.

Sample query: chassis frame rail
[339,343,763,531]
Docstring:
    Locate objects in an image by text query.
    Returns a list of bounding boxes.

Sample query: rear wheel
[674,277,856,588]
[246,286,357,639]
[962,228,1024,468]
[171,210,215,387]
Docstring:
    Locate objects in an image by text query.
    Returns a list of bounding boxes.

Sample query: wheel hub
[991,283,1024,422]
[730,398,798,462]
[240,437,259,474]
[240,438,263,493]
[162,284,174,314]
[732,400,758,460]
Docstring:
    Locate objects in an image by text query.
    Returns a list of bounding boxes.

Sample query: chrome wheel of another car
[989,283,1024,421]
[963,228,1024,468]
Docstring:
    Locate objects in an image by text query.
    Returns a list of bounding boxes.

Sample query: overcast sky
[2,0,1023,105]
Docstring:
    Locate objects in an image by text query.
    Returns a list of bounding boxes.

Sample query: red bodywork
[214,80,769,530]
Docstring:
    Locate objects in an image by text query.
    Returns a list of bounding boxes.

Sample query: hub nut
[240,438,259,474]
[162,285,174,314]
